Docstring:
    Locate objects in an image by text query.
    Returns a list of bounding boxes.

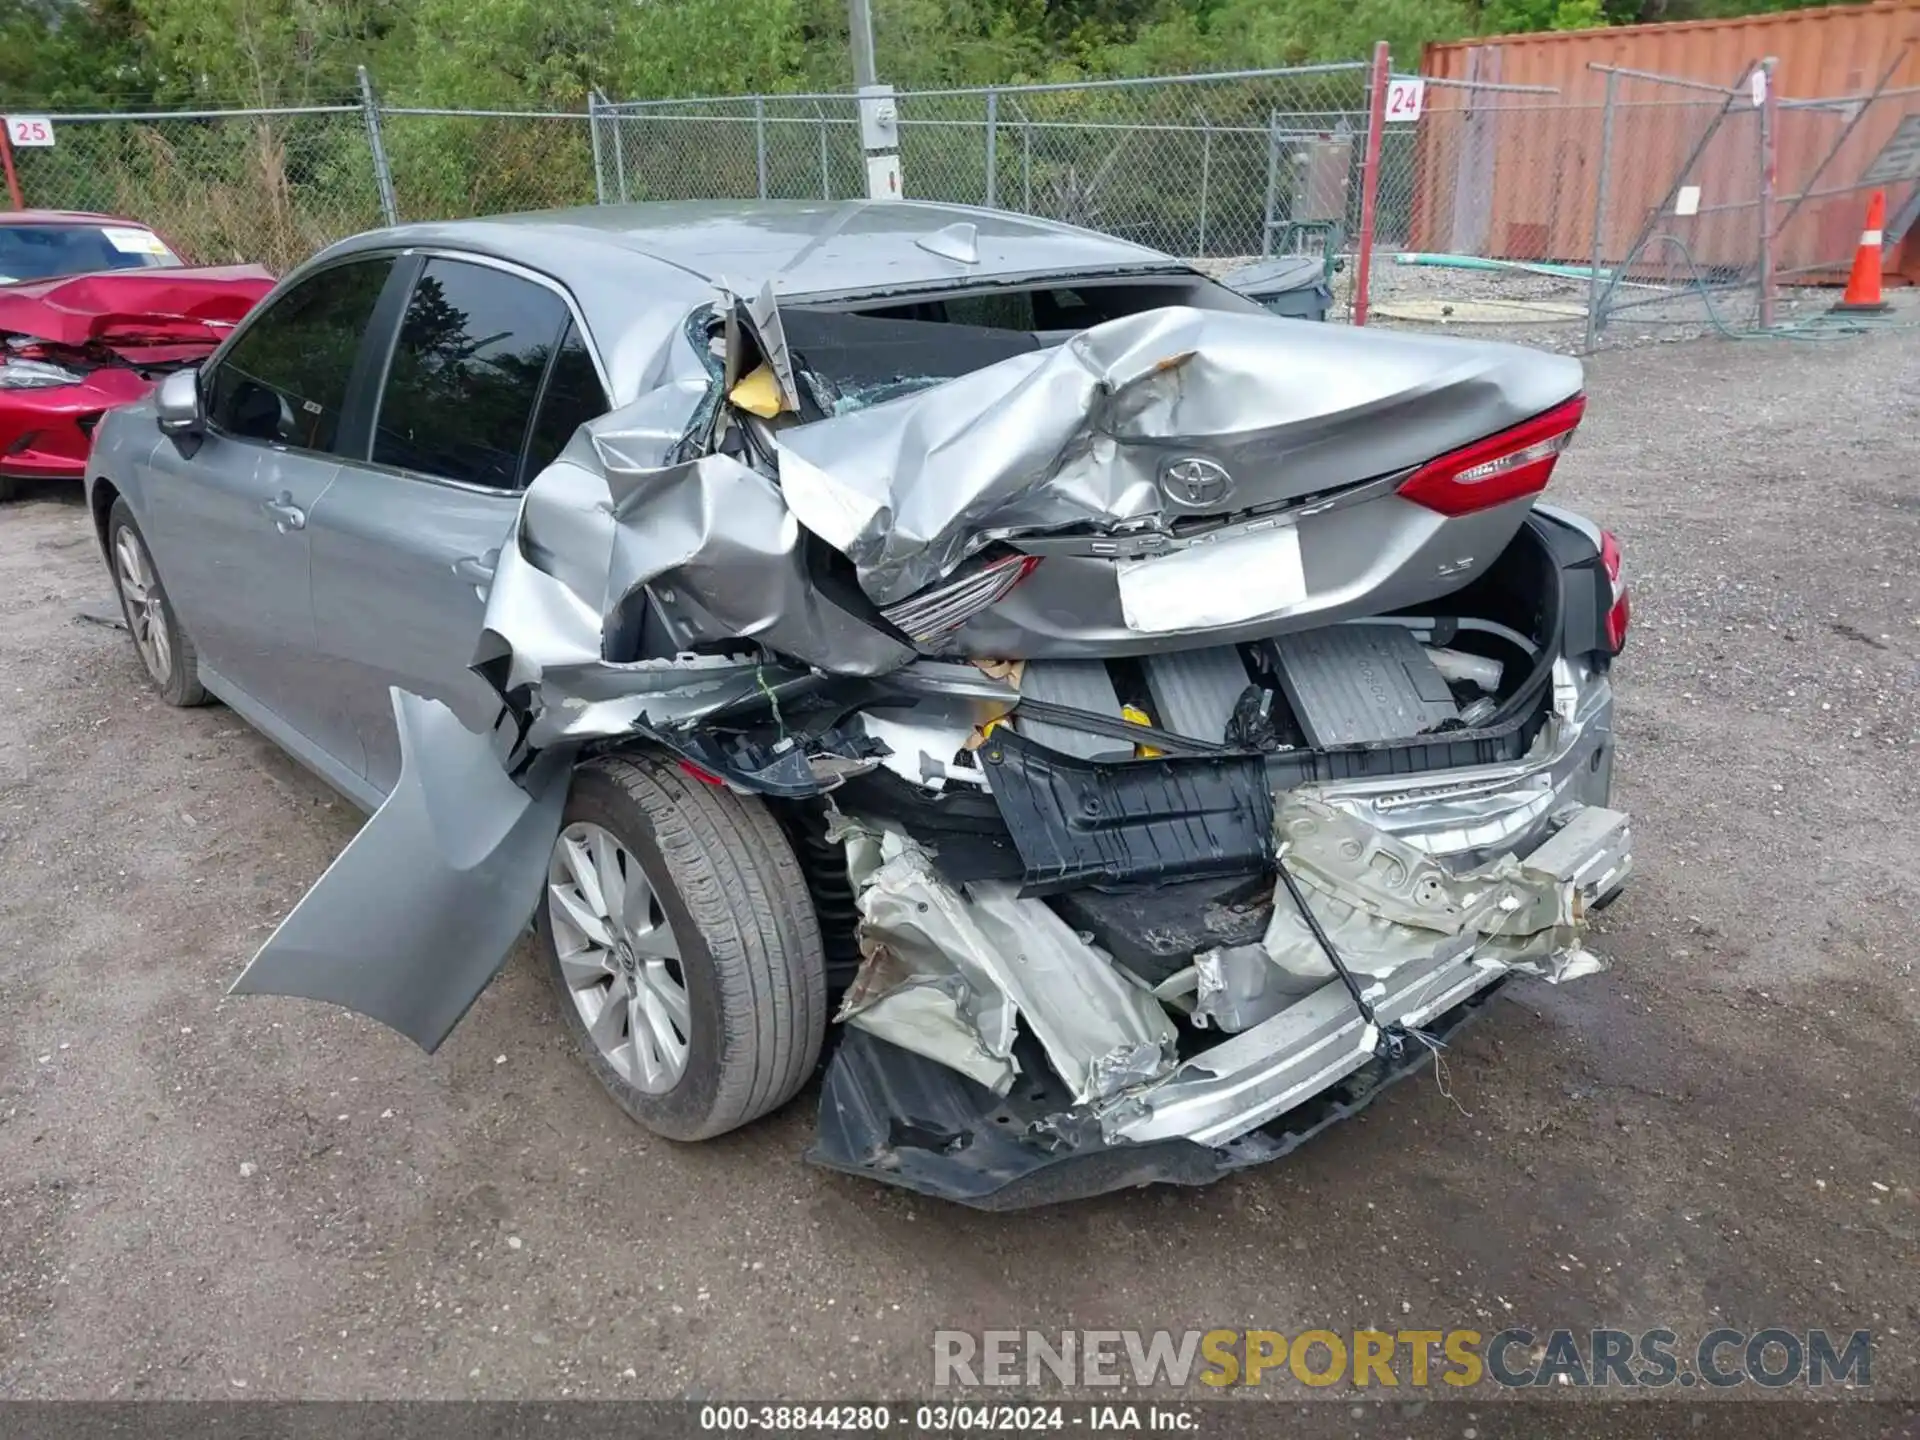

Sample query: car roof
[0,209,145,228]
[321,199,1181,304]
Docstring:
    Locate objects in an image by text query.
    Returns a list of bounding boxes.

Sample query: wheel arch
[88,476,121,558]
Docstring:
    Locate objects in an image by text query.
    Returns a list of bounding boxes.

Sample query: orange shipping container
[1415,0,1920,282]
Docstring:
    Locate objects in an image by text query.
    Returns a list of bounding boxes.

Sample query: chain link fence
[5,106,384,272]
[594,65,1374,265]
[1374,55,1918,348]
[4,55,1912,349]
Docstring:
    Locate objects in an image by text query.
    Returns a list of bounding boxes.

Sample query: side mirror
[155,368,204,437]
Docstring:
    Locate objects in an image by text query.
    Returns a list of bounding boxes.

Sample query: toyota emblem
[1159,456,1233,509]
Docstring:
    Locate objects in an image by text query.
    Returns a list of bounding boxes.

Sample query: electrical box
[857,84,897,152]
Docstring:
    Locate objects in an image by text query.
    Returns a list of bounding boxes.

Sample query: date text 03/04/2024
[697,1405,1198,1432]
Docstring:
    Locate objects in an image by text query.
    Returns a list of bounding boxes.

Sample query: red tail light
[879,554,1042,643]
[1600,527,1630,654]
[1397,395,1587,517]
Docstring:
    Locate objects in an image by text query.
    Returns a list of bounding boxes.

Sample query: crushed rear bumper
[807,668,1628,1208]
[808,978,1509,1211]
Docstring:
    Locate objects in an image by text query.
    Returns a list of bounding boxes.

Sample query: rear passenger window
[522,320,608,481]
[372,258,574,490]
[207,258,392,452]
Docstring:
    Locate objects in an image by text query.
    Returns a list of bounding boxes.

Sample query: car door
[305,254,612,795]
[138,255,397,785]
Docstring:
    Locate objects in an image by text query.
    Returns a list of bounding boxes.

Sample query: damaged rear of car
[120,202,1629,1208]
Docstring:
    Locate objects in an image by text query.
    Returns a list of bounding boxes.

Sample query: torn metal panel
[474,416,915,750]
[836,834,1023,1095]
[1102,936,1510,1148]
[774,305,1583,606]
[228,690,571,1053]
[838,833,1177,1106]
[1262,794,1608,989]
[807,983,1504,1210]
[1188,944,1309,1032]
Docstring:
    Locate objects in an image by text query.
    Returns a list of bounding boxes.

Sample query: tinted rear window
[372,258,574,490]
[0,224,181,282]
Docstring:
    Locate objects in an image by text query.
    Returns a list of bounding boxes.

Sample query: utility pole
[849,0,878,89]
[849,0,900,199]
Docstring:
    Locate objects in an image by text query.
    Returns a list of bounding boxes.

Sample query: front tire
[106,498,207,707]
[536,754,827,1141]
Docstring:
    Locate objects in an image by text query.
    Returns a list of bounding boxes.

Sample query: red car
[0,210,273,500]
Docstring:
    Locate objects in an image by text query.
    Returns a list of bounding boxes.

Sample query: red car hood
[0,264,275,361]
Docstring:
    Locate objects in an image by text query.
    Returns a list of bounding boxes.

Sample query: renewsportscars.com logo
[932,1328,1874,1390]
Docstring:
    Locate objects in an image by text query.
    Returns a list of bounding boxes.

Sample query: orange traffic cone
[1832,189,1890,314]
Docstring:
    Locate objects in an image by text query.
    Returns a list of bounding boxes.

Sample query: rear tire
[536,753,827,1141]
[106,498,207,707]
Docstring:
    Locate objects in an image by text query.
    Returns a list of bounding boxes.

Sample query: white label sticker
[1384,78,1425,123]
[101,226,172,256]
[1674,185,1702,217]
[865,152,901,201]
[5,115,55,147]
[1117,524,1307,634]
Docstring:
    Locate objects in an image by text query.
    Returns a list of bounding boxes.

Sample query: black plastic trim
[979,730,1274,894]
[806,980,1508,1210]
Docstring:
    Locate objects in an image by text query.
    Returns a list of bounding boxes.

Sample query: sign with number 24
[1383,79,1425,123]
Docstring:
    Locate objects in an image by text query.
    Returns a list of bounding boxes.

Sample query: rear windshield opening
[783,275,1254,419]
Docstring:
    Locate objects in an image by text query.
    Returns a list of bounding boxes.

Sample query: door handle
[453,549,499,597]
[262,492,306,533]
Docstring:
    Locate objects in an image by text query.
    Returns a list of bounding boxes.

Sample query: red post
[1352,40,1391,327]
[0,124,23,211]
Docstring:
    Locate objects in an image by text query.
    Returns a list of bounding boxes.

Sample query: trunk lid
[773,305,1585,647]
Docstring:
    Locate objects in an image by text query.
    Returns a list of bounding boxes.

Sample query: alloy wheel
[113,525,172,685]
[546,820,691,1094]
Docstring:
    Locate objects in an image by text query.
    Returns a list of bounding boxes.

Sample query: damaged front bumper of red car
[0,265,272,489]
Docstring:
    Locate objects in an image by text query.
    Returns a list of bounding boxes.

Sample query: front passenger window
[206,258,392,452]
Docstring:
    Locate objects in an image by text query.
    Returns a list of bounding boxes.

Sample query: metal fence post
[357,65,399,226]
[1586,68,1618,352]
[983,88,999,209]
[588,91,607,205]
[1351,41,1391,325]
[754,95,768,199]
[816,102,831,198]
[1019,102,1032,213]
[1261,111,1280,257]
[613,104,630,203]
[0,125,22,210]
[1196,113,1212,257]
[1756,56,1778,330]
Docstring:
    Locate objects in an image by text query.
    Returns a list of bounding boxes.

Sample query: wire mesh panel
[974,69,1371,259]
[1374,80,1596,337]
[601,67,1372,264]
[1772,84,1920,287]
[599,97,859,203]
[380,111,598,222]
[1586,69,1766,345]
[9,109,382,272]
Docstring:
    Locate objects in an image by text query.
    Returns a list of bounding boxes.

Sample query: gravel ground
[0,323,1916,1420]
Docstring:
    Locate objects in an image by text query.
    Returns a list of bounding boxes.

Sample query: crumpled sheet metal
[1188,943,1308,1032]
[474,407,913,747]
[837,831,1177,1105]
[1264,794,1606,988]
[775,304,1582,605]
